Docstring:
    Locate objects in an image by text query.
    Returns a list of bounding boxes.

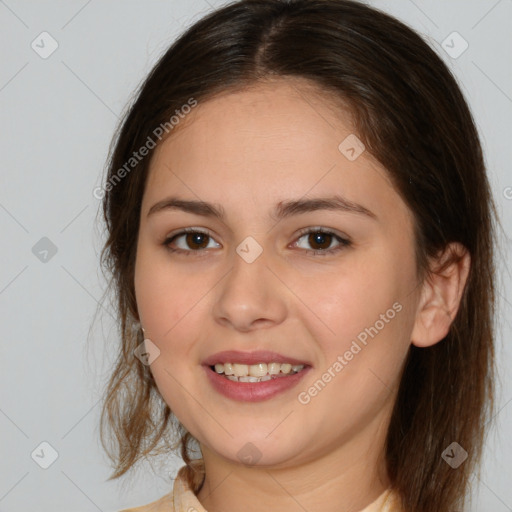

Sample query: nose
[212,242,288,332]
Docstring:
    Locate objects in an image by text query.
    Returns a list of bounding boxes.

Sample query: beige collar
[122,465,401,512]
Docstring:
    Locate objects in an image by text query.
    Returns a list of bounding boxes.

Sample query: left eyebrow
[146,194,377,221]
[273,195,377,221]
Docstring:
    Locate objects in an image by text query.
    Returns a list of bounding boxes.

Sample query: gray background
[0,1,510,511]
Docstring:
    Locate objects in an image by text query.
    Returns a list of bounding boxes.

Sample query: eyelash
[162,227,352,257]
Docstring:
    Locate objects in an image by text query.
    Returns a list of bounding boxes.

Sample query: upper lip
[202,350,311,367]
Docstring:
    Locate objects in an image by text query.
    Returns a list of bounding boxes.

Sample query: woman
[98,1,497,510]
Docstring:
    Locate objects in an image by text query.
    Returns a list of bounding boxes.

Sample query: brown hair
[97,1,497,510]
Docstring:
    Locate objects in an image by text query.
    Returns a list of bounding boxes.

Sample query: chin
[207,435,306,468]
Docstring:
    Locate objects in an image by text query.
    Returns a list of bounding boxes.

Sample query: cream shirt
[120,465,401,512]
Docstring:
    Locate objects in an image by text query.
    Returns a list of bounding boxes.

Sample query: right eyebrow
[147,197,226,219]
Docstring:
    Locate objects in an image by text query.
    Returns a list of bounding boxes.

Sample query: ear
[411,242,470,348]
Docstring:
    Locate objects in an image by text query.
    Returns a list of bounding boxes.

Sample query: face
[134,78,421,470]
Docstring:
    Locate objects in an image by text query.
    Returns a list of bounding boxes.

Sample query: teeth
[212,362,305,380]
[233,363,249,377]
[249,363,267,377]
[239,376,262,383]
[281,363,292,374]
[268,362,280,375]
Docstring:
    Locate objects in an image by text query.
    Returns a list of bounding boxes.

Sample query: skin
[134,77,470,512]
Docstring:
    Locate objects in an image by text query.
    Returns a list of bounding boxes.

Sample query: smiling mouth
[209,362,307,382]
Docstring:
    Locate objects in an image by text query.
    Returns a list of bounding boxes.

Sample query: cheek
[134,258,204,420]
[295,258,404,338]
[134,244,207,343]
[296,277,410,428]
[289,249,415,392]
[133,248,214,396]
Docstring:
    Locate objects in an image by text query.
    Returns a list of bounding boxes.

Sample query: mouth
[208,362,307,383]
[202,350,312,402]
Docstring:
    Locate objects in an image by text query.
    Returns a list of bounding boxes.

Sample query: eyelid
[164,226,216,241]
[294,225,350,241]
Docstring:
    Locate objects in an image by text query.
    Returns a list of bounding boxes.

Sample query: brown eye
[184,232,210,250]
[163,229,220,253]
[307,232,334,250]
[294,228,351,256]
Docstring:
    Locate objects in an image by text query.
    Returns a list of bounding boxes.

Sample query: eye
[163,228,220,255]
[293,227,351,256]
[162,227,351,257]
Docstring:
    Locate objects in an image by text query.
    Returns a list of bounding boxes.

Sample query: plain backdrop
[0,1,511,511]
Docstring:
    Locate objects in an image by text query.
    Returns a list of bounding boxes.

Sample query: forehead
[147,79,361,184]
[142,78,410,230]
[166,78,355,158]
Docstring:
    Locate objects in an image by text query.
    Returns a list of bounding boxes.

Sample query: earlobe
[411,243,471,348]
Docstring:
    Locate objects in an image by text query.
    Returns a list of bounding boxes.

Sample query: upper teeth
[214,362,304,377]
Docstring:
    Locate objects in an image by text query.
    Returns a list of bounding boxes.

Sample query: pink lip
[202,350,311,366]
[203,364,312,402]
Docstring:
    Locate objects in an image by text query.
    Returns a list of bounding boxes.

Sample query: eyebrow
[146,194,377,221]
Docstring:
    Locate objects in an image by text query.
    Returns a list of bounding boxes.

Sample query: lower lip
[203,365,312,402]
